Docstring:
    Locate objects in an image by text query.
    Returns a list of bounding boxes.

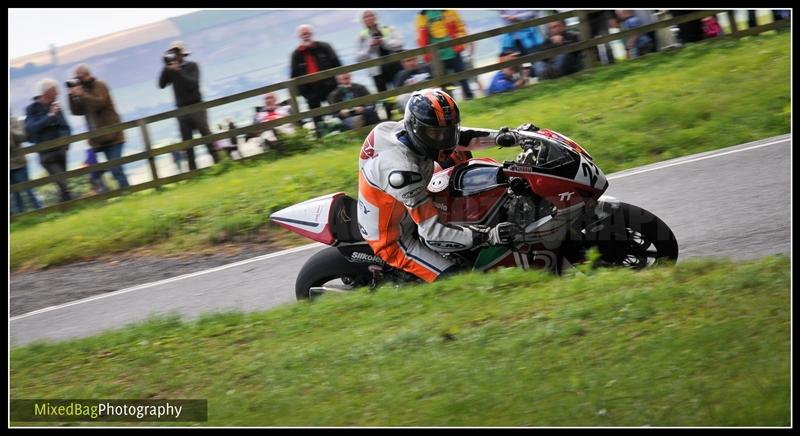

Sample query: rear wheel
[585,202,678,269]
[294,247,372,300]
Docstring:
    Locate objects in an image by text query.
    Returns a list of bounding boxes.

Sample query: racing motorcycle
[270,125,678,300]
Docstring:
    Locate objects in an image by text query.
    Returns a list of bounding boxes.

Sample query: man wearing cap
[159,40,220,171]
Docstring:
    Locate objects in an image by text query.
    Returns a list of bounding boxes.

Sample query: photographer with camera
[355,10,404,119]
[24,78,73,203]
[158,40,219,171]
[327,72,379,131]
[67,64,129,191]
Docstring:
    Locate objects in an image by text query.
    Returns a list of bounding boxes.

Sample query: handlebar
[494,123,541,148]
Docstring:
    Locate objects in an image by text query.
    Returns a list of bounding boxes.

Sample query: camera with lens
[65,78,82,88]
[163,50,179,65]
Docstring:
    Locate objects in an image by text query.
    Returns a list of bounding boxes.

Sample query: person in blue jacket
[25,78,73,203]
[498,10,545,56]
[488,51,529,96]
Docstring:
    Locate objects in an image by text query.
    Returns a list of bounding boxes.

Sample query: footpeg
[368,265,384,291]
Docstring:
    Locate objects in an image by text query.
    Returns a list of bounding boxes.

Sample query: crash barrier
[11,10,789,219]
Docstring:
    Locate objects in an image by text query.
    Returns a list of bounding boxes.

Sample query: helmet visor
[414,123,460,151]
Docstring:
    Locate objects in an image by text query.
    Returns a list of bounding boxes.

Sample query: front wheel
[294,246,372,300]
[583,202,678,269]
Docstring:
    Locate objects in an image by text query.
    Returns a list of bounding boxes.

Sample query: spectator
[67,64,130,190]
[633,10,659,50]
[226,118,239,148]
[487,51,529,95]
[290,24,342,136]
[461,42,485,97]
[327,73,380,131]
[10,114,42,214]
[587,10,617,65]
[533,20,583,80]
[355,10,404,119]
[615,10,656,59]
[214,121,241,160]
[393,56,434,110]
[669,10,704,44]
[498,10,546,56]
[223,118,242,159]
[158,40,220,171]
[252,92,295,151]
[25,78,73,203]
[702,16,724,39]
[416,10,475,100]
[82,148,107,195]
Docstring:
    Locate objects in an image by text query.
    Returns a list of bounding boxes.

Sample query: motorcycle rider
[358,88,520,282]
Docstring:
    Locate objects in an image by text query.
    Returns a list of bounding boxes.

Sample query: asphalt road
[10,135,791,346]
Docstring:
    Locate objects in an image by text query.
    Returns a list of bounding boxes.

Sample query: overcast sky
[8,8,203,59]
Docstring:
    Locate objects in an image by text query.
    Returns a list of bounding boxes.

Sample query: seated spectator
[327,73,379,131]
[10,114,42,214]
[252,92,295,151]
[615,10,656,59]
[224,118,242,159]
[226,118,240,149]
[670,10,704,44]
[488,51,529,96]
[393,56,434,111]
[701,16,723,39]
[533,20,583,80]
[214,121,241,160]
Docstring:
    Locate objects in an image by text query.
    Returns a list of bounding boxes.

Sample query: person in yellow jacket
[415,10,474,99]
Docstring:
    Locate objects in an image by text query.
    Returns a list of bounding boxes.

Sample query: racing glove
[470,222,519,247]
[517,122,540,132]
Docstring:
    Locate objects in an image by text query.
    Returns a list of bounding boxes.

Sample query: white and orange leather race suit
[357,121,497,282]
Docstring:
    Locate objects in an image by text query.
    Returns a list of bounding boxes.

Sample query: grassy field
[10,255,790,426]
[10,32,790,271]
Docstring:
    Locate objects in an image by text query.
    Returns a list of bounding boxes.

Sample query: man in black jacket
[159,40,219,171]
[533,20,583,80]
[290,24,342,136]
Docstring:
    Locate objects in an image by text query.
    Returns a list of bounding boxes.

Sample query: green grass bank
[10,256,790,426]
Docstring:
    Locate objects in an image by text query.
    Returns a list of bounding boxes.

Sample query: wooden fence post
[426,45,448,94]
[138,119,160,189]
[727,10,740,36]
[576,10,597,69]
[287,82,301,119]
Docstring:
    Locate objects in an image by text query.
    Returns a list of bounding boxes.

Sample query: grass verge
[10,255,790,426]
[10,32,790,271]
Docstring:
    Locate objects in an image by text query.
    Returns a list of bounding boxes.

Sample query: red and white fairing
[270,192,345,245]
